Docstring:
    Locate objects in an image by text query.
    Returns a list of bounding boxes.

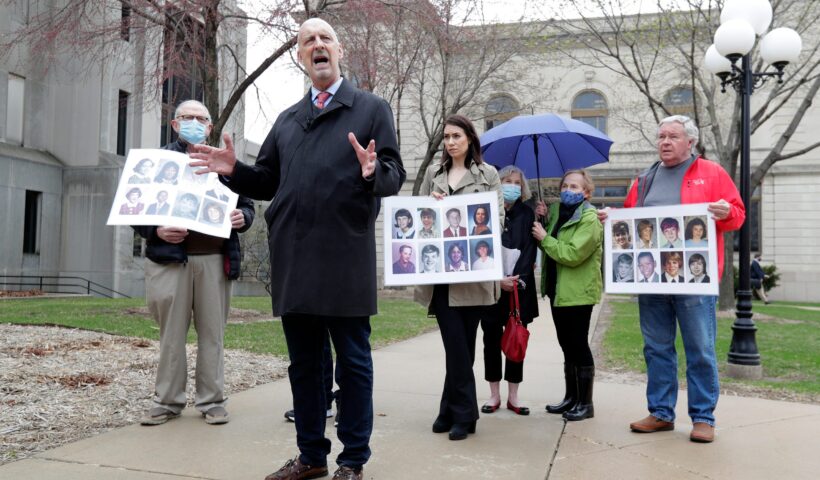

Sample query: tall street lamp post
[704,0,802,379]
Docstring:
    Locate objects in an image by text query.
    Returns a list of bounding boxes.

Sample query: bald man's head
[297,18,343,90]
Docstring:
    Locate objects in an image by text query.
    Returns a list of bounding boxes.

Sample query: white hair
[658,115,699,154]
[174,100,210,120]
[497,165,533,201]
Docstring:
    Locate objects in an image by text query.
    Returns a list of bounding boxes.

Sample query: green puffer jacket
[539,201,603,307]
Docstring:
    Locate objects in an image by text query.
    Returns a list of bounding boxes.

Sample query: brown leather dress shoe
[265,457,328,480]
[629,415,674,433]
[332,466,363,480]
[690,422,715,443]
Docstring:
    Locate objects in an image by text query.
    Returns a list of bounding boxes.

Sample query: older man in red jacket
[603,115,744,444]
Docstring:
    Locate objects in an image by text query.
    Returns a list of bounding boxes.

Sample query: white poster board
[106,149,238,238]
[383,192,504,286]
[605,203,718,295]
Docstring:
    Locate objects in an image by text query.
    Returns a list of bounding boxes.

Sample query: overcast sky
[242,0,657,143]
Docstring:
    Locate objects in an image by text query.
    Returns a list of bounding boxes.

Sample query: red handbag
[501,284,529,362]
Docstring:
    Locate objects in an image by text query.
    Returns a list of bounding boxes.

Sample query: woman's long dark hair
[441,114,484,171]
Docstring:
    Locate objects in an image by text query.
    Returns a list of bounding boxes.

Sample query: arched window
[571,90,608,134]
[485,95,519,131]
[664,86,695,116]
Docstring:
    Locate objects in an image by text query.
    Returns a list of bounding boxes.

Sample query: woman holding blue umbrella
[479,165,539,417]
[415,114,502,441]
[532,169,602,422]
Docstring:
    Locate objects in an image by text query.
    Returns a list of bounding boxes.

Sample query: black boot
[546,363,576,414]
[432,415,452,433]
[448,421,476,441]
[563,366,594,421]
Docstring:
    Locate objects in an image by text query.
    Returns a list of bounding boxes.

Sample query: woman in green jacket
[532,169,602,421]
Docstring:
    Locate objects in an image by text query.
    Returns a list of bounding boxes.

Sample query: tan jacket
[414,161,503,310]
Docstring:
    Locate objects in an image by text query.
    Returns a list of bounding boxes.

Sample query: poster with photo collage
[106,149,239,238]
[383,192,504,286]
[605,203,718,295]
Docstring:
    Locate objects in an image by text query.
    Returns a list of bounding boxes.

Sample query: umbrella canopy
[480,113,613,180]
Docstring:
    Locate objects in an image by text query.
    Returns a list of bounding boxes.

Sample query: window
[6,74,25,145]
[23,190,41,254]
[590,179,630,209]
[160,9,206,145]
[664,86,695,116]
[121,5,131,41]
[117,90,129,156]
[571,90,608,134]
[485,95,519,131]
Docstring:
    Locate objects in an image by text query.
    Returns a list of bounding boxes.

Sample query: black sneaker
[283,407,334,423]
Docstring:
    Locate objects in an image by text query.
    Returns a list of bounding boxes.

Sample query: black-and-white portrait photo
[612,252,635,283]
[612,221,633,250]
[419,243,442,273]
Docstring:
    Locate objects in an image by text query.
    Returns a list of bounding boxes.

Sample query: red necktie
[316,91,331,109]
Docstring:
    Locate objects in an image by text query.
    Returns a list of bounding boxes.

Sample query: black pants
[549,301,594,367]
[432,285,482,424]
[282,314,373,470]
[320,336,335,409]
[481,303,526,383]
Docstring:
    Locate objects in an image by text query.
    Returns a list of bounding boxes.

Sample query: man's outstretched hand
[188,133,238,176]
[348,132,376,178]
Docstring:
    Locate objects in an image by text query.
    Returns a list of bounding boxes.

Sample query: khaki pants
[145,255,231,413]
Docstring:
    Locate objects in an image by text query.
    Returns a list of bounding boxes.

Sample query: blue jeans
[638,294,718,426]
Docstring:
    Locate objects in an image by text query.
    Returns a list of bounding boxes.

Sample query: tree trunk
[719,231,736,311]
[203,1,220,145]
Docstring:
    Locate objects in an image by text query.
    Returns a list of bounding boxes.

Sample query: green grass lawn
[0,296,435,357]
[603,298,820,396]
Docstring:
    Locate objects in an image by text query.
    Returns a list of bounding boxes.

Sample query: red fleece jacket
[624,156,745,278]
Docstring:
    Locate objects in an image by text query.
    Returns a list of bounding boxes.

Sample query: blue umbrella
[480,113,613,199]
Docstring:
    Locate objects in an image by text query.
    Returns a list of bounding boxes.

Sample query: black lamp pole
[727,54,761,368]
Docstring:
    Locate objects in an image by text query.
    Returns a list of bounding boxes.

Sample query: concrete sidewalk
[2,297,819,479]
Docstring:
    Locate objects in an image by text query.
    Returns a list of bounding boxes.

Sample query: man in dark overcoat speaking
[189,17,405,480]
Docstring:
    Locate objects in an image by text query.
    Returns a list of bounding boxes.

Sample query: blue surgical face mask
[178,120,207,145]
[560,190,585,206]
[501,184,522,203]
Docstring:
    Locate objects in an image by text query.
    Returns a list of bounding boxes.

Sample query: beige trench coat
[413,161,503,311]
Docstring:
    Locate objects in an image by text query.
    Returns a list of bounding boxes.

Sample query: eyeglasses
[176,114,211,124]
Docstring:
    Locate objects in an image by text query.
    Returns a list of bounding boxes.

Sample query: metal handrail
[0,275,131,299]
